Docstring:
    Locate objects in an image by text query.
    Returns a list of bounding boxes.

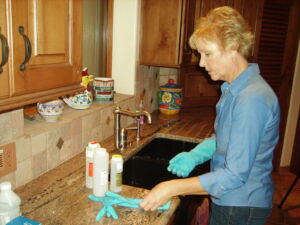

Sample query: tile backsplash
[0,94,136,189]
[0,65,177,189]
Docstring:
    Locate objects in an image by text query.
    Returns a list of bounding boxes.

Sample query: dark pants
[209,202,272,225]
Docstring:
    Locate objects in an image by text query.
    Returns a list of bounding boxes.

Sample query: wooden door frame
[273,0,300,170]
[106,0,113,78]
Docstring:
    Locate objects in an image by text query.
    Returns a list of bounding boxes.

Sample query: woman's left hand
[139,181,174,211]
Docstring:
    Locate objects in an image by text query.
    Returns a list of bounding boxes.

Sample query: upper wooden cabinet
[0,0,83,112]
[139,0,197,68]
[0,0,10,99]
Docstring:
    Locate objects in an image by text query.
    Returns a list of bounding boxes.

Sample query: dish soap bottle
[0,182,21,225]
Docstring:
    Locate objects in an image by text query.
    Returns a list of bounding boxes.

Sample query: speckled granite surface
[15,108,215,225]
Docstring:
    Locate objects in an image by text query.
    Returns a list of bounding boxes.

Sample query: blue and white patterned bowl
[37,99,64,122]
[63,90,93,110]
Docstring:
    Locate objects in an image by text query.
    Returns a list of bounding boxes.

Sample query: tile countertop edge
[15,109,215,225]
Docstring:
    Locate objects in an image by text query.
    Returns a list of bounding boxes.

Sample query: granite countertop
[15,108,215,225]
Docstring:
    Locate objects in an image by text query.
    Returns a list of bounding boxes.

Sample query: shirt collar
[221,63,260,95]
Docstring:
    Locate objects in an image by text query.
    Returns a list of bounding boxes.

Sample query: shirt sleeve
[198,92,271,198]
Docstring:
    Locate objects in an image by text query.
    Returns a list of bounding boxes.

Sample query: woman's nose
[199,57,205,67]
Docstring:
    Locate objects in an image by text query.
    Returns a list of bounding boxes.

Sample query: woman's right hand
[139,181,175,211]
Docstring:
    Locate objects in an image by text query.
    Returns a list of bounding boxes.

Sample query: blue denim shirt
[199,63,280,207]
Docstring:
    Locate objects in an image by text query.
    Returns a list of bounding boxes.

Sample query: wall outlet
[0,142,16,177]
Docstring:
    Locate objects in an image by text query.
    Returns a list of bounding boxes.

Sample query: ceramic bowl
[37,99,64,122]
[63,90,93,110]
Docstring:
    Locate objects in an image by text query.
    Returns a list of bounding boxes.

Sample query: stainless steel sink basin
[123,137,210,189]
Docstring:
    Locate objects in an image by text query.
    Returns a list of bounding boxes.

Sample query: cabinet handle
[0,27,9,74]
[18,26,31,71]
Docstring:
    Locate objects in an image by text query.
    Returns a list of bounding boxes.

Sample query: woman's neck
[227,54,249,83]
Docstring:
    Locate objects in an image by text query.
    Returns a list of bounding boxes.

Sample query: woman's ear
[229,41,239,52]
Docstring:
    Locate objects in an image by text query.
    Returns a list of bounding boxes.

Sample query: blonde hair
[189,6,254,58]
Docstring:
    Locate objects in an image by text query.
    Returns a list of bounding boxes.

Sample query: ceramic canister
[158,79,182,115]
[93,77,114,102]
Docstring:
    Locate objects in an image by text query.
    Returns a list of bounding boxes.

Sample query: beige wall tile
[59,139,72,163]
[0,172,16,189]
[32,151,48,178]
[82,111,101,130]
[31,133,47,156]
[16,158,33,187]
[0,112,13,145]
[71,117,82,136]
[82,129,92,148]
[46,128,61,170]
[11,109,24,139]
[47,146,60,171]
[71,133,83,155]
[100,106,114,125]
[60,121,71,141]
[15,135,32,163]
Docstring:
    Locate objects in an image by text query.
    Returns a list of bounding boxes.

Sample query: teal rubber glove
[89,191,171,221]
[167,139,216,177]
[88,194,120,220]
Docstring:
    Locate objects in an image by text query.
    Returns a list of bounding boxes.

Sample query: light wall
[280,40,300,167]
[112,0,139,95]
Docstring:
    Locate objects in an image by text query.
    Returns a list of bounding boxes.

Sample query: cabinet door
[10,0,82,95]
[139,0,183,67]
[0,0,10,99]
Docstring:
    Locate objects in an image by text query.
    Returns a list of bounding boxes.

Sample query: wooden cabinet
[0,0,83,112]
[139,0,196,67]
[0,0,10,99]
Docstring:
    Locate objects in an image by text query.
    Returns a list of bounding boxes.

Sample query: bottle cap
[112,154,122,158]
[0,181,12,191]
[88,142,100,148]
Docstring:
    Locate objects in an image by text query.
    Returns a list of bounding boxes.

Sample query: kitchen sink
[123,137,210,189]
[122,137,210,225]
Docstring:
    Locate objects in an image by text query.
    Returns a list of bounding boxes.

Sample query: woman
[140,6,280,225]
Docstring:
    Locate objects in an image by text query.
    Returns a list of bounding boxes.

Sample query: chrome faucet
[114,106,152,151]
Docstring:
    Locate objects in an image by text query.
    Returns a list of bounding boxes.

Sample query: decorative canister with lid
[158,79,182,115]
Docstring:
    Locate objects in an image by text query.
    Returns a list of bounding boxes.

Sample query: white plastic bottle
[93,147,109,197]
[110,154,123,192]
[85,142,101,189]
[0,182,21,225]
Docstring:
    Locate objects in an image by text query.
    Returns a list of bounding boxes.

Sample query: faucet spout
[114,106,152,124]
[114,106,152,151]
